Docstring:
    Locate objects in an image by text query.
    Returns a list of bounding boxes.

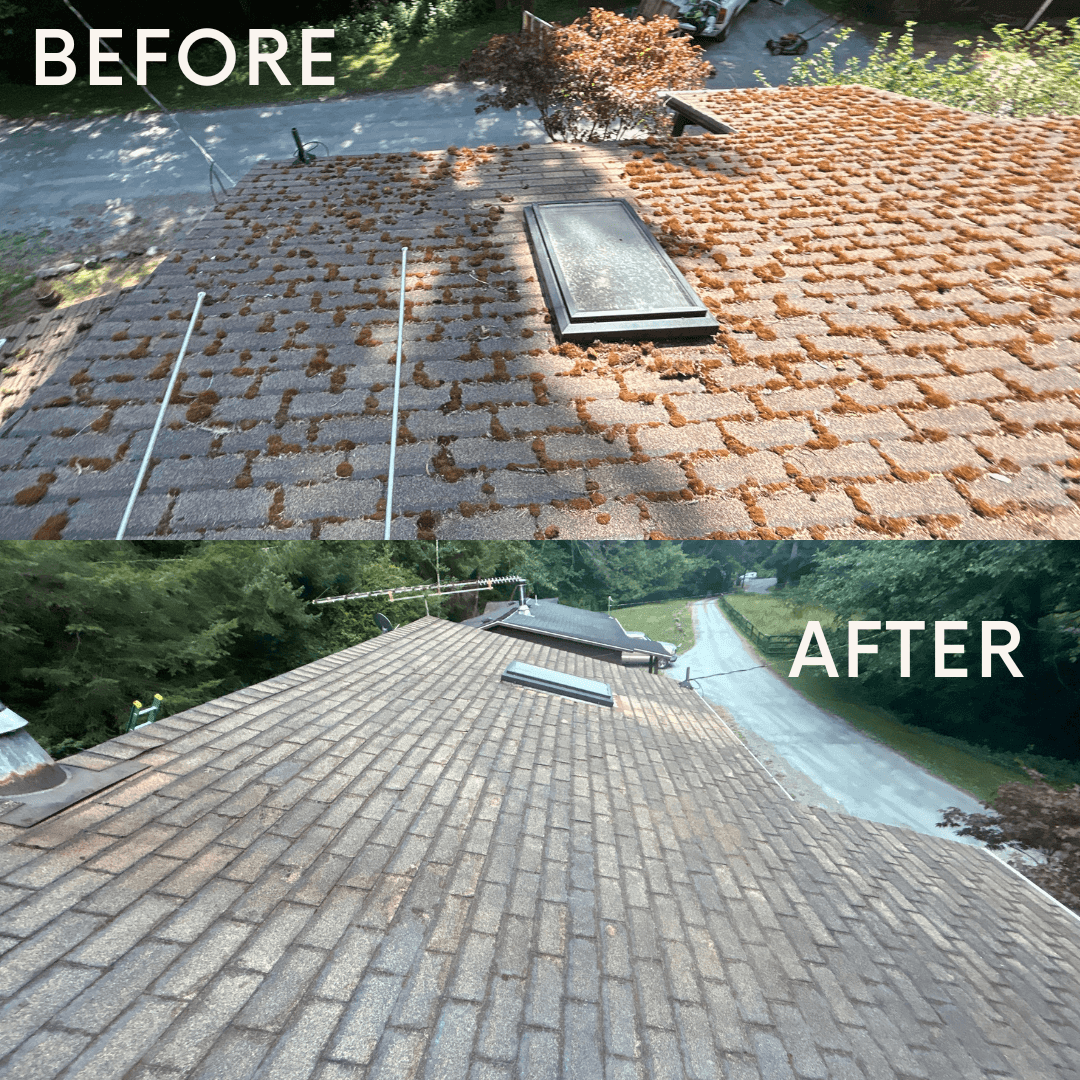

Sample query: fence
[717,595,803,657]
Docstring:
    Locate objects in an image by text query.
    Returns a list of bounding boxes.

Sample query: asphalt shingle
[0,617,1078,1078]
[3,88,1079,539]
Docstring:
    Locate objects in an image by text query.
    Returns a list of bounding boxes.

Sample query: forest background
[0,539,1077,773]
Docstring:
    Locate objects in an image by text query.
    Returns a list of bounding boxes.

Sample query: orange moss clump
[32,513,68,539]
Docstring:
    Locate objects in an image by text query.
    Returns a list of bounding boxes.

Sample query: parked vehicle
[675,0,756,42]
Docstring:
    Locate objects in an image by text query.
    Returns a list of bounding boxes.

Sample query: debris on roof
[0,616,1077,1078]
[1,86,1079,540]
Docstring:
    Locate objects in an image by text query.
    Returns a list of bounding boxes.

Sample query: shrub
[939,768,1080,913]
[458,9,713,141]
[756,18,1080,117]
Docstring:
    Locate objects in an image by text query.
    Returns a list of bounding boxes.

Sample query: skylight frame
[523,198,719,343]
[501,660,614,707]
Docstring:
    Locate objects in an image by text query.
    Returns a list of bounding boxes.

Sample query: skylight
[501,660,614,707]
[524,199,719,343]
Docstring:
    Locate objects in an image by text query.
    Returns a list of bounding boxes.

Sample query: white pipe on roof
[383,248,408,541]
[116,291,205,540]
[1024,0,1054,29]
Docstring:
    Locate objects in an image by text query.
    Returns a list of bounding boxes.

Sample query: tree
[523,540,711,609]
[731,539,836,589]
[0,540,431,754]
[458,9,713,142]
[794,541,1080,759]
[681,539,742,594]
[1,542,246,751]
[939,769,1080,914]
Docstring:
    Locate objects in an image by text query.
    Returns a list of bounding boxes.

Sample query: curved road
[671,598,988,845]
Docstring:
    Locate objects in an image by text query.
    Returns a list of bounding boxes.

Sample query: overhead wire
[680,664,766,685]
[57,0,236,195]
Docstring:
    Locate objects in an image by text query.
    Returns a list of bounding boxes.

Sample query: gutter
[981,846,1080,929]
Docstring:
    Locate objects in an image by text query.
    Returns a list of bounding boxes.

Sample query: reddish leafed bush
[458,9,712,142]
[939,768,1080,913]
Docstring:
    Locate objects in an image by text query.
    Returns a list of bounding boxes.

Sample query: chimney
[0,701,66,797]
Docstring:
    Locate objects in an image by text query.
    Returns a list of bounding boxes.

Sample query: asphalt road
[742,576,778,594]
[0,0,882,245]
[671,598,989,845]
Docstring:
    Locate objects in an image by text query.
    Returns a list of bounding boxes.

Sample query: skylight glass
[524,199,719,343]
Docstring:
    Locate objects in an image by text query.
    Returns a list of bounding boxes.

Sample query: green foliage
[792,541,1080,760]
[187,0,497,66]
[748,539,831,588]
[1,1,583,119]
[0,541,434,754]
[0,539,543,754]
[724,593,840,635]
[756,19,1080,117]
[524,540,713,609]
[459,8,712,141]
[0,232,50,313]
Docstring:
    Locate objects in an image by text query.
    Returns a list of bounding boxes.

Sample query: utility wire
[57,0,236,189]
[680,664,765,687]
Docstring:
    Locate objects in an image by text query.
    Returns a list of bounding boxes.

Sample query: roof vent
[501,661,614,707]
[523,199,719,343]
[0,700,150,829]
[0,701,66,797]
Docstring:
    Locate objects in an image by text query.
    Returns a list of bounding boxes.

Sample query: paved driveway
[670,598,989,844]
[741,577,777,595]
[0,0,880,244]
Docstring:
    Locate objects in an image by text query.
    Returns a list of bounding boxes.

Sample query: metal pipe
[116,292,206,540]
[1024,0,1054,30]
[384,248,408,540]
[292,128,308,165]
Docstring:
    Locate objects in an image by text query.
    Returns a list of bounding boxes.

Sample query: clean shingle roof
[1,616,1078,1079]
[1,86,1079,541]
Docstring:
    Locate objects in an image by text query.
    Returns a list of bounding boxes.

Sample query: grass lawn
[0,243,165,331]
[614,598,696,657]
[0,0,584,120]
[718,593,1047,804]
[725,592,840,634]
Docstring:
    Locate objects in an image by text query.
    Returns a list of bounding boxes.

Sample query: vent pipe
[0,701,66,797]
